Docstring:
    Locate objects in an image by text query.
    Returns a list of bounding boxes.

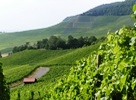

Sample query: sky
[0,0,125,32]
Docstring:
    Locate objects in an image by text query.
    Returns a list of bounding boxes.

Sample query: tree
[42,39,49,49]
[0,52,2,58]
[48,36,58,50]
[78,36,85,47]
[12,46,18,53]
[67,35,74,47]
[88,36,97,44]
[84,36,97,46]
[56,37,66,49]
[0,63,10,100]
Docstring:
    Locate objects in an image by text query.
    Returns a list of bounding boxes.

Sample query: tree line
[81,0,135,16]
[0,52,2,58]
[13,35,98,53]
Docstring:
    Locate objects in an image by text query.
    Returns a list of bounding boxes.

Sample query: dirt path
[29,67,50,79]
[10,67,50,89]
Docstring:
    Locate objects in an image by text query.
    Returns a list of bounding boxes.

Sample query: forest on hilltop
[81,0,135,16]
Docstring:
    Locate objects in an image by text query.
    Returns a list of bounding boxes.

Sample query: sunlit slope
[0,15,133,52]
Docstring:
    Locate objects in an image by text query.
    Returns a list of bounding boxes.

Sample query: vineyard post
[96,55,101,68]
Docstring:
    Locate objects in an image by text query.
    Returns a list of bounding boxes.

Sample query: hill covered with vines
[9,4,136,100]
[47,5,136,100]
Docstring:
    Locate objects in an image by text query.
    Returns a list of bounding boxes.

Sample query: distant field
[0,15,133,52]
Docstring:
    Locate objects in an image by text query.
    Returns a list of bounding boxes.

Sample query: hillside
[0,0,135,52]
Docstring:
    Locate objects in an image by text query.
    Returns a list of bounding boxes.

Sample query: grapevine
[48,5,136,100]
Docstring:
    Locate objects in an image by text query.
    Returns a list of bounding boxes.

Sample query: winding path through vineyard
[10,67,50,89]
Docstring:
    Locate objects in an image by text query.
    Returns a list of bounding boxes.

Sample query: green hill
[0,0,135,52]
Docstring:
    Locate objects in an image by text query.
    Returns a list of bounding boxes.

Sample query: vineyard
[0,3,136,100]
[48,26,136,100]
[0,42,99,99]
[47,5,136,99]
[10,65,72,100]
[9,25,136,100]
[9,8,136,100]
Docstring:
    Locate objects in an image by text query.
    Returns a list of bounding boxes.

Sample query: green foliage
[133,5,136,12]
[132,4,136,22]
[0,63,10,100]
[48,26,136,100]
[0,52,2,58]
